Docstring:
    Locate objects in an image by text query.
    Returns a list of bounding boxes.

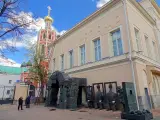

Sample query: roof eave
[49,0,121,47]
[129,0,156,25]
[49,0,156,48]
[151,0,160,15]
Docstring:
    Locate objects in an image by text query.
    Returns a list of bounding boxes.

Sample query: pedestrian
[25,95,31,108]
[18,97,23,111]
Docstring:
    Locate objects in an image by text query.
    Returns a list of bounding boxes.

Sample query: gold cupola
[44,6,53,23]
[44,16,53,23]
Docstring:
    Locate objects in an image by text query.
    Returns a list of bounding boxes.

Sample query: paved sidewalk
[0,105,160,120]
[152,109,160,120]
[0,105,121,120]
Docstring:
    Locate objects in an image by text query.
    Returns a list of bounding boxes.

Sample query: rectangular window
[111,29,123,56]
[152,41,157,60]
[61,54,64,71]
[145,36,150,57]
[94,39,101,61]
[69,50,74,68]
[9,80,12,84]
[41,45,45,56]
[7,90,10,95]
[134,28,140,51]
[80,45,86,65]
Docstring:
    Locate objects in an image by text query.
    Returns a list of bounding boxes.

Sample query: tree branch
[0,21,33,38]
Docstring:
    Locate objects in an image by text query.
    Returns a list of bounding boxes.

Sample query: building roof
[151,0,160,15]
[49,0,156,48]
[0,65,27,75]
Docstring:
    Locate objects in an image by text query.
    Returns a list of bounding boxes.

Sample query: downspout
[122,0,140,110]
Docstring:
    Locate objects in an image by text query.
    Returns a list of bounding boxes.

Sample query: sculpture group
[87,83,124,111]
[45,71,153,120]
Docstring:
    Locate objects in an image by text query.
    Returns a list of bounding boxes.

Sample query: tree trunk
[39,82,44,103]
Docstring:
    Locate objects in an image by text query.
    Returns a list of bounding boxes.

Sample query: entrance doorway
[144,88,152,109]
[50,83,59,106]
[29,85,35,96]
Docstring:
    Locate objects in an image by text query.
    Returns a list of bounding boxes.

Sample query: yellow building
[49,0,160,109]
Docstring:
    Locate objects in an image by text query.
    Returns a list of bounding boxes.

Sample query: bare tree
[28,49,49,103]
[0,0,35,55]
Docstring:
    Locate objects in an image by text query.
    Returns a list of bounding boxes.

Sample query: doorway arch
[142,70,152,109]
[46,71,70,107]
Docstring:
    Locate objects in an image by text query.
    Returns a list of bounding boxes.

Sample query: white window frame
[110,28,123,56]
[93,39,101,61]
[69,50,74,68]
[134,28,141,52]
[144,35,150,57]
[152,41,157,60]
[80,44,86,65]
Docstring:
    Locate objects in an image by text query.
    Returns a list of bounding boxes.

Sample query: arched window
[43,33,46,39]
[41,45,45,55]
[49,34,51,39]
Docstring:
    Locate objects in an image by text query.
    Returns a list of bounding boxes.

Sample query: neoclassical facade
[48,0,160,109]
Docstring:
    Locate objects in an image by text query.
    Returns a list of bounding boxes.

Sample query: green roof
[0,65,28,75]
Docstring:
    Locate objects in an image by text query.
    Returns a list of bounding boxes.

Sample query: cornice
[49,0,156,48]
[151,0,160,15]
[65,55,129,74]
[49,0,121,47]
[132,52,160,67]
[129,0,156,25]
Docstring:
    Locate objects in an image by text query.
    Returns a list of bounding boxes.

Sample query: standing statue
[95,85,104,109]
[86,86,94,108]
[106,84,117,111]
[50,83,59,107]
[116,86,124,111]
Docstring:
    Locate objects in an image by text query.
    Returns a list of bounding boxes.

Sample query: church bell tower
[37,6,56,59]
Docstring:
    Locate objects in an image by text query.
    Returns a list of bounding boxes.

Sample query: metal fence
[0,86,15,105]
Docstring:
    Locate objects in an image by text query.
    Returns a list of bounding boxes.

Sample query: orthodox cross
[47,6,52,16]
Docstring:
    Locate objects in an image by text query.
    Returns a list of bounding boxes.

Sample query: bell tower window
[41,45,45,56]
[43,33,46,39]
[49,34,51,39]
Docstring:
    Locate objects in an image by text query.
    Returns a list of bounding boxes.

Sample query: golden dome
[44,16,53,23]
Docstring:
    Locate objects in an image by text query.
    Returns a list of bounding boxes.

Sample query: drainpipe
[122,0,140,110]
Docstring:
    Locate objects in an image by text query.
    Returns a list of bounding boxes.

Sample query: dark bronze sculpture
[45,71,87,109]
[95,85,104,109]
[121,82,153,120]
[86,86,94,108]
[106,83,117,111]
[116,86,124,111]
